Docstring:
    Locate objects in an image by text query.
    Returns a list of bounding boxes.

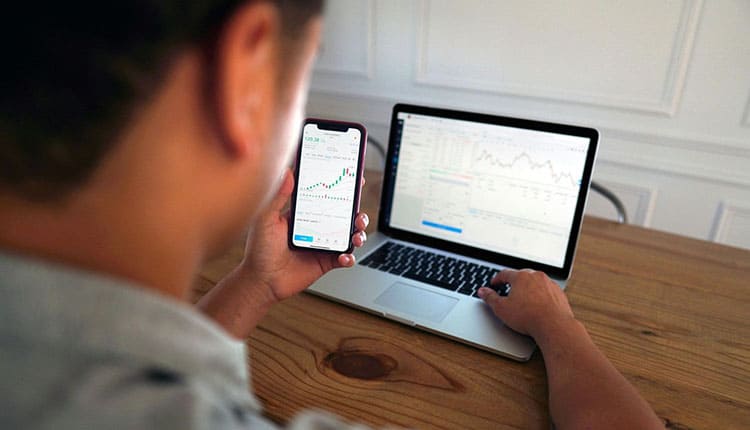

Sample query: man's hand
[478,270,663,429]
[238,168,368,303]
[477,269,575,341]
[198,168,368,339]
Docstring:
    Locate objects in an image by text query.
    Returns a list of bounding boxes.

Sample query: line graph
[468,139,586,227]
[474,149,580,188]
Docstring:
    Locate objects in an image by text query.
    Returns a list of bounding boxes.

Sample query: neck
[0,186,204,299]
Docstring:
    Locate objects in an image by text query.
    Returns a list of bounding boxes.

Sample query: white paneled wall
[306,0,750,250]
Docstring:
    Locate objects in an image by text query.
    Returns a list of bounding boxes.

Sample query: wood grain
[196,170,750,430]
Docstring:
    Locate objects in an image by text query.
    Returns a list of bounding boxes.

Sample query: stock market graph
[389,113,589,267]
[292,123,361,252]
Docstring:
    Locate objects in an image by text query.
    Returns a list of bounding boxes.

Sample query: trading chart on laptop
[389,112,589,267]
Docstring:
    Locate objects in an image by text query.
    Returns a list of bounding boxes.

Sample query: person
[0,1,663,429]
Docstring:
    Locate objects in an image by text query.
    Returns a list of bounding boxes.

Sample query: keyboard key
[402,270,456,291]
[472,282,512,297]
[491,282,512,296]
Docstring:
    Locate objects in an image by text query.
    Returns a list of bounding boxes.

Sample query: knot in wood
[324,351,397,380]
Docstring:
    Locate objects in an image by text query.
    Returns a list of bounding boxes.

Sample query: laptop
[307,103,598,361]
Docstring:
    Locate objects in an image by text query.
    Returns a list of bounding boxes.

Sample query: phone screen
[290,121,364,252]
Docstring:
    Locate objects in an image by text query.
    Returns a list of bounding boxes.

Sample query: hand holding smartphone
[288,119,367,254]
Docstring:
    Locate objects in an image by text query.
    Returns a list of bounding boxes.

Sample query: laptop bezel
[377,103,599,279]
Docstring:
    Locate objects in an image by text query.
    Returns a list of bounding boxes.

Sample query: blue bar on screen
[421,220,462,234]
[294,234,314,242]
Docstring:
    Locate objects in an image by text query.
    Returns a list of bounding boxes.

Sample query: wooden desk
[196,171,750,430]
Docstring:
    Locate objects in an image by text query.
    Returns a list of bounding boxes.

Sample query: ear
[214,1,281,158]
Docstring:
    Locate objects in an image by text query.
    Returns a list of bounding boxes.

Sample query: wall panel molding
[742,95,750,127]
[314,0,375,79]
[711,201,750,249]
[601,127,749,158]
[307,90,750,187]
[308,89,750,153]
[599,132,750,188]
[414,0,703,116]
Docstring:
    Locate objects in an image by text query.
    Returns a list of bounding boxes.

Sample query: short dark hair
[0,1,323,202]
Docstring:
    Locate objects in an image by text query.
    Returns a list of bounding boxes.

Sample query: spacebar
[402,271,456,291]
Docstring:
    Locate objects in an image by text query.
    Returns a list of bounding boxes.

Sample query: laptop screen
[380,104,598,274]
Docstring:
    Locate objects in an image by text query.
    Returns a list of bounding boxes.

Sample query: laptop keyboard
[358,242,510,298]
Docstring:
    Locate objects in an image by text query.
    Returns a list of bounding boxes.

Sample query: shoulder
[0,344,271,430]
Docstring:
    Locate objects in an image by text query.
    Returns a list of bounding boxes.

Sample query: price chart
[292,123,361,251]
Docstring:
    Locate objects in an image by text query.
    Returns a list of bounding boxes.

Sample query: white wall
[305,0,750,250]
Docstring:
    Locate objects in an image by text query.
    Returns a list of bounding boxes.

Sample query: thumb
[478,287,506,318]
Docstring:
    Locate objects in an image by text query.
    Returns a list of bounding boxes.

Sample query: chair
[589,181,628,224]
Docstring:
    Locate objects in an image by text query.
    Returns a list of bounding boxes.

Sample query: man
[0,1,663,429]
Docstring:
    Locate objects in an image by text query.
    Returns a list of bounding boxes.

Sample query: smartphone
[288,118,367,254]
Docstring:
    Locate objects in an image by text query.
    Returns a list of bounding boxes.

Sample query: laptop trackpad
[374,282,458,323]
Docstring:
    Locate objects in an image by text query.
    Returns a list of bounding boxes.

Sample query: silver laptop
[307,104,598,361]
